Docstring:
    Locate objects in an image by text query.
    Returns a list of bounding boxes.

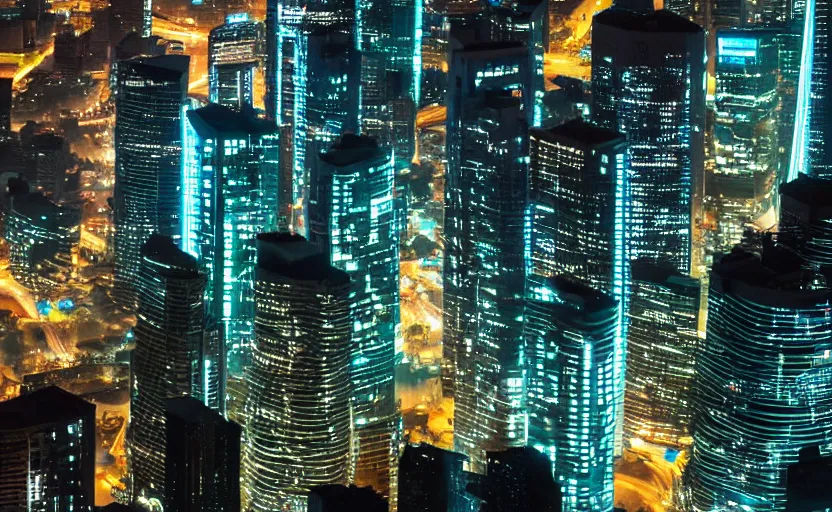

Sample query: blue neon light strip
[789,0,815,181]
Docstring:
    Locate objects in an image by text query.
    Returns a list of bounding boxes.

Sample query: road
[416,104,446,128]
[615,443,684,512]
[544,52,591,86]
[152,19,209,97]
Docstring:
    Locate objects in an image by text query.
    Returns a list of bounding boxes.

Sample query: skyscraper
[624,258,700,446]
[443,36,538,399]
[165,397,241,512]
[111,0,151,37]
[129,235,207,504]
[713,29,779,252]
[309,134,399,496]
[208,14,263,108]
[183,103,280,377]
[0,78,11,133]
[0,387,96,512]
[527,119,629,455]
[243,233,352,512]
[215,61,256,111]
[525,277,617,511]
[686,243,832,511]
[443,89,528,471]
[397,443,474,512]
[113,55,189,310]
[592,5,705,274]
[472,447,563,512]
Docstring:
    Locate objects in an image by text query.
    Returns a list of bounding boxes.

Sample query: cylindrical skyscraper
[243,233,352,512]
[686,244,832,511]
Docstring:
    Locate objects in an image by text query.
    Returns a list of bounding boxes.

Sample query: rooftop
[319,134,389,168]
[550,275,616,314]
[631,258,700,293]
[0,386,95,431]
[187,103,277,140]
[166,396,239,430]
[780,174,832,211]
[140,234,200,276]
[537,118,625,147]
[594,7,703,34]
[256,232,350,285]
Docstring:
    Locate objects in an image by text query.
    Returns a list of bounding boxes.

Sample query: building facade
[309,135,399,497]
[208,14,263,108]
[243,233,352,512]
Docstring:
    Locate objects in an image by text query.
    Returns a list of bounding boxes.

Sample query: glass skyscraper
[443,37,538,399]
[444,88,528,472]
[183,103,281,378]
[592,6,706,274]
[686,243,832,511]
[713,29,779,252]
[528,118,629,457]
[779,173,832,267]
[208,14,264,108]
[113,55,189,310]
[308,134,399,497]
[624,258,700,447]
[525,277,617,512]
[243,233,352,512]
[129,235,207,505]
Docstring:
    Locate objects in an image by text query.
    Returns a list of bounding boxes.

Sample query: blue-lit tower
[686,243,832,512]
[527,118,630,459]
[526,277,617,511]
[113,55,189,310]
[444,87,529,472]
[308,135,399,498]
[713,29,779,252]
[443,36,539,400]
[183,103,280,379]
[208,14,264,109]
[592,5,705,274]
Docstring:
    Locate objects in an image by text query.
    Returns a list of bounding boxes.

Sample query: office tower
[113,55,189,310]
[525,277,616,511]
[713,29,779,252]
[24,132,72,199]
[243,233,352,512]
[786,447,832,512]
[111,0,150,36]
[592,5,705,274]
[443,36,538,399]
[264,0,354,233]
[0,78,10,132]
[665,0,704,24]
[165,397,241,512]
[5,192,79,290]
[307,485,388,512]
[208,14,263,107]
[398,443,474,512]
[624,259,700,446]
[129,235,207,504]
[471,447,563,512]
[309,134,399,496]
[776,26,802,175]
[686,243,832,511]
[183,103,280,377]
[356,0,420,148]
[0,387,95,512]
[443,88,528,471]
[215,61,256,110]
[779,173,832,267]
[420,11,448,107]
[527,119,629,456]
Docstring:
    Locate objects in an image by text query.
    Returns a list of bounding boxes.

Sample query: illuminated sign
[226,12,249,24]
[718,36,758,58]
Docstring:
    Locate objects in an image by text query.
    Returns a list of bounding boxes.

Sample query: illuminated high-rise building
[243,233,352,512]
[111,0,151,37]
[129,235,207,505]
[592,5,705,274]
[686,243,832,512]
[527,119,629,456]
[0,387,96,512]
[397,443,474,512]
[443,37,538,400]
[443,88,528,472]
[308,134,399,497]
[264,0,354,233]
[208,14,263,108]
[0,78,11,133]
[624,259,700,446]
[164,397,241,512]
[713,29,779,252]
[183,103,280,377]
[113,55,189,310]
[525,277,617,511]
